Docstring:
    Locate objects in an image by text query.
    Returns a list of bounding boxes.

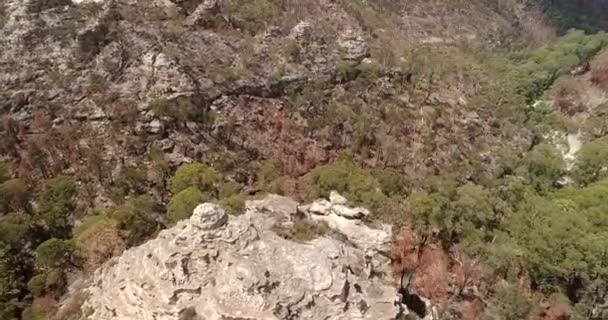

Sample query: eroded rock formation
[59,194,437,319]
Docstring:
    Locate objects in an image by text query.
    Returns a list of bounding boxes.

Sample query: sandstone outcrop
[59,194,438,320]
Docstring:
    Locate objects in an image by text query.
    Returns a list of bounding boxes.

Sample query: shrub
[110,196,160,246]
[0,213,32,248]
[108,165,149,204]
[572,137,608,184]
[517,143,565,193]
[0,178,30,213]
[257,160,283,191]
[225,0,282,34]
[170,163,221,194]
[484,282,534,320]
[75,215,126,272]
[36,176,76,238]
[0,242,19,304]
[376,169,409,197]
[219,194,245,216]
[167,187,209,224]
[408,182,495,250]
[150,97,170,117]
[218,180,242,199]
[27,274,48,297]
[34,238,74,271]
[308,160,385,207]
[273,219,329,242]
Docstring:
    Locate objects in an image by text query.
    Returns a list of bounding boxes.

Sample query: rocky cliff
[57,194,436,320]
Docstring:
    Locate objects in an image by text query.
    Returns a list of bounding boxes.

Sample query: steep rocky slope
[0,0,549,191]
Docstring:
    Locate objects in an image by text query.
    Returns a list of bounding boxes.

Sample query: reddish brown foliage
[411,245,449,308]
[391,227,449,308]
[459,300,484,320]
[391,227,420,276]
[34,295,57,314]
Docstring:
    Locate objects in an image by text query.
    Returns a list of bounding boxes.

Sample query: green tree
[34,238,74,271]
[167,187,208,224]
[484,282,534,320]
[111,195,160,246]
[309,160,385,206]
[170,163,220,194]
[0,213,32,248]
[0,242,19,305]
[517,143,564,193]
[36,176,76,238]
[573,137,608,184]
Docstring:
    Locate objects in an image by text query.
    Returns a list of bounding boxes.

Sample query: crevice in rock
[169,287,202,304]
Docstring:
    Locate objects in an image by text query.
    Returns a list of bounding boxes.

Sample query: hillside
[1,0,608,319]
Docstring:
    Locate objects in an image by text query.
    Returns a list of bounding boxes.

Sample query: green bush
[408,181,495,251]
[376,169,408,197]
[218,180,242,199]
[27,274,47,297]
[257,161,288,193]
[109,165,147,203]
[484,282,534,320]
[167,187,209,224]
[110,195,160,246]
[219,194,245,216]
[34,238,74,271]
[0,242,19,305]
[308,160,385,207]
[0,213,32,248]
[170,163,221,194]
[36,176,76,238]
[572,137,608,184]
[516,143,565,193]
[225,0,282,34]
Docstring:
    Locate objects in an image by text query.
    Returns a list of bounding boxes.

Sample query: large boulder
[57,195,436,319]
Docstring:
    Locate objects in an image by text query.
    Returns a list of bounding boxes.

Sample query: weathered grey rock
[329,190,348,205]
[305,192,370,219]
[338,29,369,61]
[289,21,313,43]
[307,198,332,215]
[190,203,228,230]
[331,204,370,219]
[153,138,175,151]
[60,195,410,320]
[148,119,163,134]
